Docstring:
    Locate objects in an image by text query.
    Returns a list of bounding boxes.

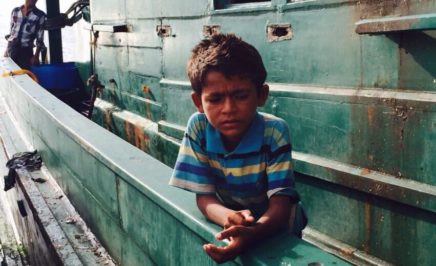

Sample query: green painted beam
[293,151,436,213]
[356,13,436,34]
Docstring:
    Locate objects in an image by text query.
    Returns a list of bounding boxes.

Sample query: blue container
[31,62,81,90]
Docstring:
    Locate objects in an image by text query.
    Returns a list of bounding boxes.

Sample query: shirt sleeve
[35,14,46,49]
[266,120,299,202]
[169,113,216,194]
[10,9,15,33]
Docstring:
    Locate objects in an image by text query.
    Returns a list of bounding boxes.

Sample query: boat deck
[0,92,115,266]
[0,182,27,266]
[0,57,355,266]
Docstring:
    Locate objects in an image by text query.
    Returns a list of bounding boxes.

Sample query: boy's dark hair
[187,33,267,94]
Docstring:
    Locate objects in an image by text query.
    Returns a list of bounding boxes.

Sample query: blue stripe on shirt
[175,162,210,177]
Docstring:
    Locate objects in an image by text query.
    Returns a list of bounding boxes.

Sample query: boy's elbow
[269,195,294,225]
[196,194,211,213]
[196,194,216,209]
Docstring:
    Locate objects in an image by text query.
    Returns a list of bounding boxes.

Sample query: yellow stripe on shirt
[267,161,292,172]
[179,144,208,163]
[209,159,267,177]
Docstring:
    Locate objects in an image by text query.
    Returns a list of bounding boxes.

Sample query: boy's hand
[202,196,292,263]
[224,210,255,229]
[203,225,255,264]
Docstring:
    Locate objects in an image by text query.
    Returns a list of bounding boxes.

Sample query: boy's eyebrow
[205,92,225,98]
[206,88,252,97]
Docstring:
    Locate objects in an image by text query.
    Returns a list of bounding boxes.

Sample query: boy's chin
[221,132,244,145]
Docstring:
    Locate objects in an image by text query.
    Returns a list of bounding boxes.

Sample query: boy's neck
[220,113,259,153]
[221,128,249,152]
[222,137,240,152]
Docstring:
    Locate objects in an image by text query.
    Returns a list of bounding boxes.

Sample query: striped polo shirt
[169,112,298,218]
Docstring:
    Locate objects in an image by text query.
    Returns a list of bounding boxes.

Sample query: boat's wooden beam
[45,0,63,63]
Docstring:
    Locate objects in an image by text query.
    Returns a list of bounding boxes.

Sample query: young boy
[169,33,305,263]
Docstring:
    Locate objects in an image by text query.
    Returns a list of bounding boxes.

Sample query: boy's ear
[191,91,204,112]
[257,84,269,107]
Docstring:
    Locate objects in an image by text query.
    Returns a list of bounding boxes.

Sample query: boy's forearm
[250,195,294,240]
[196,194,236,227]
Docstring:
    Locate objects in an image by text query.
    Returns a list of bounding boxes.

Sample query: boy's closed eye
[232,91,250,100]
[205,90,251,104]
[206,93,224,103]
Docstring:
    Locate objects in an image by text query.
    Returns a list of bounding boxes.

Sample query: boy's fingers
[216,226,240,240]
[228,212,245,227]
[203,243,237,263]
[240,210,255,224]
[203,244,225,262]
[226,210,254,228]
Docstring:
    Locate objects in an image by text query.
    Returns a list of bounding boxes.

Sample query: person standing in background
[4,0,46,69]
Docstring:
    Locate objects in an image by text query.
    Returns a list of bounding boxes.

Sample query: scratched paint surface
[69,0,436,265]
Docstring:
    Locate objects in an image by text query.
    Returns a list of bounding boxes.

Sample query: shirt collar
[20,5,36,16]
[205,112,264,155]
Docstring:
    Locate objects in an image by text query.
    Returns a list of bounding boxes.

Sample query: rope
[44,0,89,30]
[1,69,38,83]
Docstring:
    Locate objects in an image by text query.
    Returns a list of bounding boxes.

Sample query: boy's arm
[219,195,292,240]
[196,194,254,228]
[248,195,292,237]
[204,195,294,263]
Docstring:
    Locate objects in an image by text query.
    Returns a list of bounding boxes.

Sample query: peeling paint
[267,23,293,42]
[203,25,221,38]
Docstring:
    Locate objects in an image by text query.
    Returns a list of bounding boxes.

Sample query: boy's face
[192,71,269,148]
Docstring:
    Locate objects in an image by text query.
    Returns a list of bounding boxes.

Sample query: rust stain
[133,124,146,151]
[142,85,150,94]
[103,110,111,130]
[363,200,371,253]
[381,98,415,155]
[358,0,410,19]
[339,247,354,257]
[367,105,375,127]
[383,100,409,121]
[143,134,150,153]
[124,121,132,143]
[123,117,151,152]
[360,168,371,175]
[203,25,221,38]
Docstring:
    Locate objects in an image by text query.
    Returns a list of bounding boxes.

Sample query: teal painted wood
[356,13,436,33]
[67,0,436,264]
[0,58,350,266]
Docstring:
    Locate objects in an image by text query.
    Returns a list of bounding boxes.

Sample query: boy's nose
[222,97,236,113]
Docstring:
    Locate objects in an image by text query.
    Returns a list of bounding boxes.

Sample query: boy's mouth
[221,120,240,127]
